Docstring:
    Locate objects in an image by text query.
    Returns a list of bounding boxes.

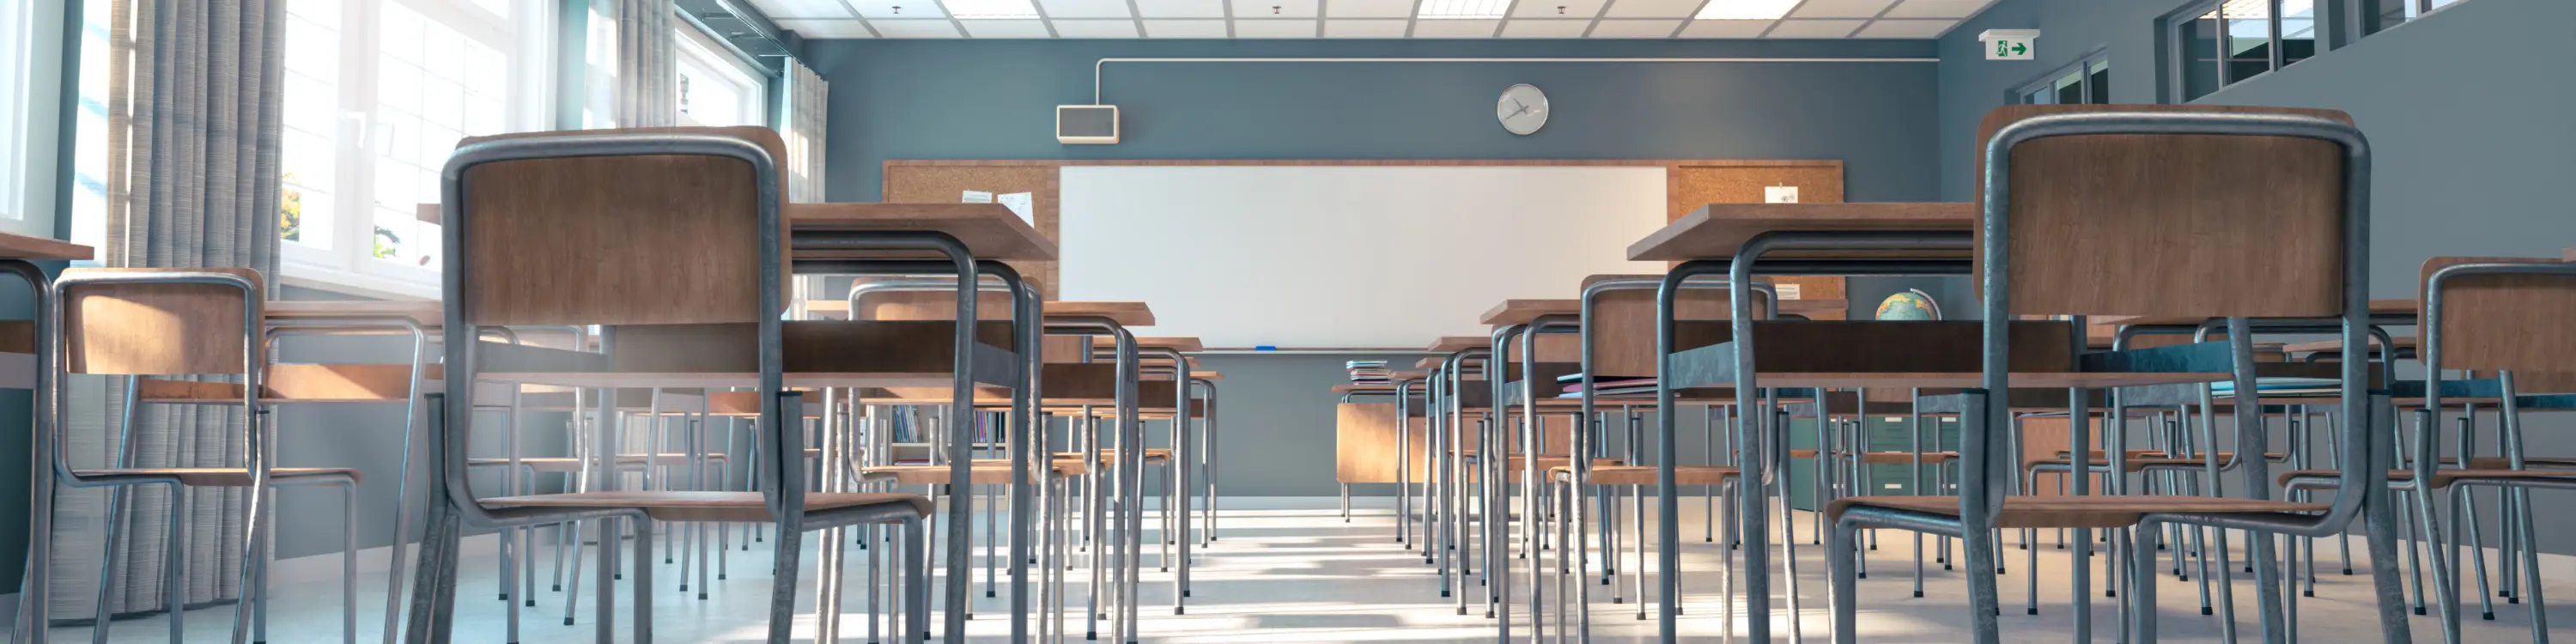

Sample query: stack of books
[1555,373,1658,398]
[1346,360,1392,386]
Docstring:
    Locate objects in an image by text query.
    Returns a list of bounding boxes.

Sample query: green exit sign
[1979,29,2039,61]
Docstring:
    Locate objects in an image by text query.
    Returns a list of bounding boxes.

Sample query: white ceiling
[755,0,1999,39]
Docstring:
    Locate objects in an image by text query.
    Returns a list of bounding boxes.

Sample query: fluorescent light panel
[1417,0,1510,20]
[947,0,1042,19]
[1695,0,1799,20]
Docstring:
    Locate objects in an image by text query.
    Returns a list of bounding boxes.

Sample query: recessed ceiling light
[945,0,1040,19]
[1694,0,1799,20]
[1416,0,1510,20]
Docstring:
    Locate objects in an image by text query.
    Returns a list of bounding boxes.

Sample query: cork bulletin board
[884,159,1846,309]
[882,161,1062,298]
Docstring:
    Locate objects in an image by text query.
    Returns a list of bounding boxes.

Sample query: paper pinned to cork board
[998,192,1036,226]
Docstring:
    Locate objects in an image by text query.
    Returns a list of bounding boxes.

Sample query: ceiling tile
[961,18,1053,36]
[776,18,878,37]
[871,19,966,36]
[1323,18,1408,36]
[1676,18,1771,36]
[1853,17,1954,37]
[1051,18,1142,35]
[1039,0,1135,18]
[843,0,945,18]
[1133,0,1228,17]
[1764,18,1862,36]
[1511,0,1606,18]
[1326,0,1414,18]
[1588,17,1680,36]
[1232,0,1320,17]
[1603,0,1705,19]
[1500,19,1590,37]
[1882,0,1990,19]
[1410,19,1500,37]
[1234,18,1320,35]
[1142,18,1230,35]
[748,0,861,18]
[1789,0,1892,18]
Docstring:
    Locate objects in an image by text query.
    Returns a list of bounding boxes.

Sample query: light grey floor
[31,496,2576,642]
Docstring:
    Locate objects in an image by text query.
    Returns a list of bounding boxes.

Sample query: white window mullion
[340,0,385,279]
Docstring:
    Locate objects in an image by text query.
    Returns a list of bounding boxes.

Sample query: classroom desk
[1626,203,1972,262]
[1625,202,1973,641]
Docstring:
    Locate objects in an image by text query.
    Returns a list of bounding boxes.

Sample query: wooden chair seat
[2445,456,2576,468]
[1847,452,1959,465]
[1556,465,1738,486]
[136,363,437,404]
[2279,468,2576,489]
[1054,449,1170,465]
[479,490,931,523]
[466,453,732,472]
[2031,451,2283,472]
[969,458,1087,478]
[1829,495,2328,529]
[79,467,361,487]
[862,464,1060,486]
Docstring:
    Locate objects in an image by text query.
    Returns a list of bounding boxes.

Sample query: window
[674,22,768,128]
[2016,53,2111,105]
[0,0,33,225]
[2172,0,2318,101]
[2369,0,2470,33]
[268,0,548,297]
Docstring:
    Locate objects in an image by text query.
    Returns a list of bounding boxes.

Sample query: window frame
[2013,51,2111,106]
[0,0,33,227]
[2165,0,2324,102]
[273,0,555,299]
[673,20,771,129]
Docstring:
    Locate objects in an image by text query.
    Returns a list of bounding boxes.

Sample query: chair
[402,126,935,644]
[2359,255,2573,641]
[1823,105,2410,643]
[52,268,361,644]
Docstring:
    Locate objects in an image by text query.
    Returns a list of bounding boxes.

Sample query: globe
[1874,289,1941,321]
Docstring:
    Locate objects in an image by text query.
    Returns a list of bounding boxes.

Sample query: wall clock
[1497,83,1548,136]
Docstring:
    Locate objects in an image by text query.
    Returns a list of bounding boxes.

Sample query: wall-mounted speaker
[1057,105,1119,144]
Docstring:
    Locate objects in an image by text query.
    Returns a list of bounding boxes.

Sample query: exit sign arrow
[1979,28,2040,61]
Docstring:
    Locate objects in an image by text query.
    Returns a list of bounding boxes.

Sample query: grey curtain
[613,0,678,127]
[52,0,286,621]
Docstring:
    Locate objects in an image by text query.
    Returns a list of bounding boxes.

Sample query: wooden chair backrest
[64,268,264,375]
[2421,256,2576,374]
[453,126,788,326]
[1976,105,2354,319]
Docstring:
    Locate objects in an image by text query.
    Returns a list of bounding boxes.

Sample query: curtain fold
[52,0,285,621]
[612,0,678,127]
[784,58,829,204]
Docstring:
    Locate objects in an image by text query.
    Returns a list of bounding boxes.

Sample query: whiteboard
[1059,166,1669,349]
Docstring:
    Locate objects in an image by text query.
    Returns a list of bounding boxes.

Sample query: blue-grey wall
[805,38,1943,203]
[803,38,1947,497]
